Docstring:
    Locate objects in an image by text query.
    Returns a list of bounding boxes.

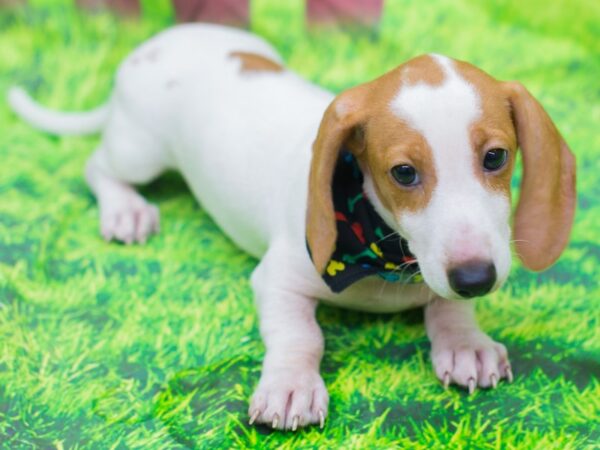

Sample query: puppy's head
[307,54,576,300]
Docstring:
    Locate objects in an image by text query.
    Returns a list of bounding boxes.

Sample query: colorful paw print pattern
[309,151,422,293]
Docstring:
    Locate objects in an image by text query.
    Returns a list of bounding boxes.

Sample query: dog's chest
[317,276,433,313]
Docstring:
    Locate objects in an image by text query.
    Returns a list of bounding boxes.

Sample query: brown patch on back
[229,51,284,73]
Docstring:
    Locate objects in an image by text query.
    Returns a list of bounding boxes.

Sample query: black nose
[447,261,497,298]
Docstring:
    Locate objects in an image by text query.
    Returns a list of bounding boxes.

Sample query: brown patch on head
[307,53,575,276]
[468,124,515,200]
[450,61,518,200]
[357,111,437,217]
[306,55,442,273]
[452,59,575,270]
[355,55,442,218]
[229,51,284,73]
[400,54,446,87]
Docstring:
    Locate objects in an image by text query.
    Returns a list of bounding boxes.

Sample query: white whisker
[373,230,399,245]
[510,239,530,244]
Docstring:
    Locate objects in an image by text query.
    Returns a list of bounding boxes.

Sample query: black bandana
[308,151,422,293]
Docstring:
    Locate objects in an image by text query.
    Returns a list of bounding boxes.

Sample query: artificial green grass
[0,0,599,448]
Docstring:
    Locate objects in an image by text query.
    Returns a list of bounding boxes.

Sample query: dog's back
[132,25,334,256]
[10,24,334,256]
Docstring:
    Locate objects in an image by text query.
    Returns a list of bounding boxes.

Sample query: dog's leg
[248,247,328,431]
[85,149,160,244]
[425,297,512,393]
[84,107,169,244]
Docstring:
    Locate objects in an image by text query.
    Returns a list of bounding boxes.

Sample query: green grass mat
[0,0,599,448]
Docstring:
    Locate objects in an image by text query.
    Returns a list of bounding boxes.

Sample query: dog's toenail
[490,373,498,389]
[468,377,476,394]
[443,372,450,389]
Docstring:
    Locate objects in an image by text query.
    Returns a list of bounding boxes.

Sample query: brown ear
[505,81,576,271]
[306,86,368,274]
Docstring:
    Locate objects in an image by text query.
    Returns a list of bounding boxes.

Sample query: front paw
[248,368,329,431]
[431,331,512,393]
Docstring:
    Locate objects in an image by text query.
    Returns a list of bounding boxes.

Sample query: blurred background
[0,0,598,448]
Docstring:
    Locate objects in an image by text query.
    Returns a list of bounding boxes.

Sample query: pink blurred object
[76,0,140,16]
[307,0,384,27]
[0,0,25,6]
[171,0,383,29]
[73,0,383,29]
[173,0,250,27]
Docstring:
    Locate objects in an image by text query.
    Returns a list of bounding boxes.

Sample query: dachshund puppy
[9,24,576,431]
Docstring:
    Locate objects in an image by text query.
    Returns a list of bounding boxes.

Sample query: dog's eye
[483,148,508,171]
[391,164,420,186]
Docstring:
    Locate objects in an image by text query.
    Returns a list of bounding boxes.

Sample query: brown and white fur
[8,24,576,431]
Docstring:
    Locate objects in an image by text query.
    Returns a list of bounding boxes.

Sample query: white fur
[8,86,109,135]
[8,26,513,430]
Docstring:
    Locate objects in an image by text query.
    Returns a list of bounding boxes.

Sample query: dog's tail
[7,86,109,136]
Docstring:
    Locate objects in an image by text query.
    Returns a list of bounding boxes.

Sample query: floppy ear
[505,81,576,271]
[306,86,368,274]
